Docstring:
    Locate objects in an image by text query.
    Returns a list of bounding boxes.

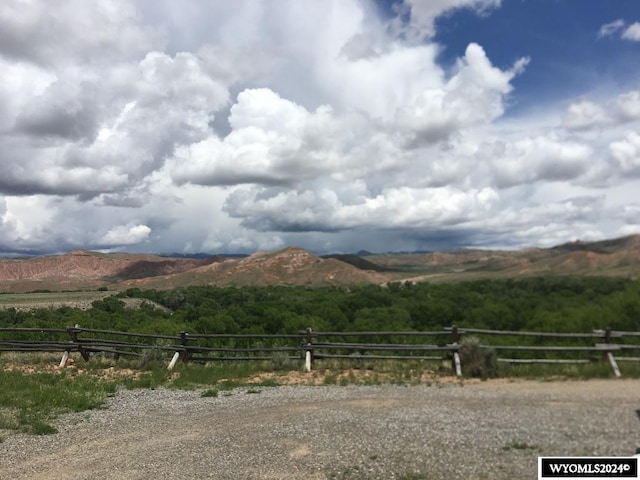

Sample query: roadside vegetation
[0,355,290,437]
[2,350,640,437]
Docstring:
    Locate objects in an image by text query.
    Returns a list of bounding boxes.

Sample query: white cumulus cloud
[598,19,625,38]
[396,43,528,144]
[0,0,639,255]
[486,135,593,188]
[597,19,640,42]
[101,224,151,246]
[399,0,501,42]
[610,131,640,176]
[622,22,640,41]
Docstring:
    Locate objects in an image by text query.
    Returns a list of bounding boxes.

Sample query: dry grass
[0,291,112,310]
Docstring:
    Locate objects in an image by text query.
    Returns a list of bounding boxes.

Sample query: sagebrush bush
[138,346,166,369]
[458,336,498,378]
[270,352,294,371]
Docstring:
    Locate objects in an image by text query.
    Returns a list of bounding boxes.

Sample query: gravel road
[1,379,638,480]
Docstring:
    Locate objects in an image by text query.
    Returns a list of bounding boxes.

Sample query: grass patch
[118,368,169,390]
[169,361,266,389]
[0,290,111,309]
[0,369,116,435]
[0,360,264,436]
[0,352,63,366]
[255,378,280,387]
[501,360,640,379]
[200,388,218,398]
[216,379,244,391]
[323,371,338,385]
[314,359,440,386]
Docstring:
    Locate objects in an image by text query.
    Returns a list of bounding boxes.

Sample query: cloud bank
[1,0,640,255]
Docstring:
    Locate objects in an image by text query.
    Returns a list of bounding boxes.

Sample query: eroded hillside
[1,235,640,292]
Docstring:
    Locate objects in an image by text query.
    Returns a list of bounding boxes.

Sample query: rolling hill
[0,235,639,293]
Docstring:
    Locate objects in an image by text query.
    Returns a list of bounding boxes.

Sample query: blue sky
[0,0,639,256]
[430,0,640,112]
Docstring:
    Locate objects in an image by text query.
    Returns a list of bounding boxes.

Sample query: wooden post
[179,331,190,363]
[603,328,611,352]
[304,328,313,372]
[65,323,89,363]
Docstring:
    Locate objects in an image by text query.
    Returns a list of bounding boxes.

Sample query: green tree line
[1,276,639,336]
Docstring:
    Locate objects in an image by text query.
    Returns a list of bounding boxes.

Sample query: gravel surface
[1,379,638,480]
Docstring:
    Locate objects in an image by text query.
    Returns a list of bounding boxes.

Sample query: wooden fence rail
[1,325,639,377]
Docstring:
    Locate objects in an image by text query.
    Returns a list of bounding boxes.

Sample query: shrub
[270,351,294,371]
[138,346,166,369]
[458,336,498,378]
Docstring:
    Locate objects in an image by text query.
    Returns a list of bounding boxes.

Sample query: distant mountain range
[1,235,639,293]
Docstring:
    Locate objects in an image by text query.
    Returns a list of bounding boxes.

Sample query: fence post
[168,332,190,369]
[63,324,89,365]
[167,351,181,370]
[602,328,621,378]
[180,331,190,364]
[59,350,70,368]
[304,328,313,372]
[451,325,462,377]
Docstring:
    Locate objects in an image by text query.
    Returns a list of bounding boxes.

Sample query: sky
[0,0,639,256]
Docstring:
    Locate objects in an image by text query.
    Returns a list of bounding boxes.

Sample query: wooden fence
[1,325,639,377]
